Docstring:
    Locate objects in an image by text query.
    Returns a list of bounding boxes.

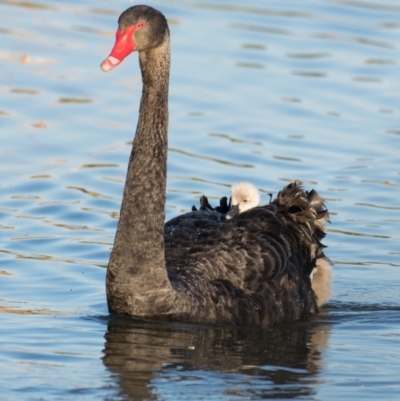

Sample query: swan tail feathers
[272,180,329,258]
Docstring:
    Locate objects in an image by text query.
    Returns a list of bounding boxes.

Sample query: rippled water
[1,0,399,400]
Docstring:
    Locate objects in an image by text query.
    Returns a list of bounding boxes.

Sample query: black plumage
[164,180,329,327]
[103,5,332,327]
[191,195,230,214]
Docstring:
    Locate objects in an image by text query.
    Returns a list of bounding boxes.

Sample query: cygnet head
[226,182,260,220]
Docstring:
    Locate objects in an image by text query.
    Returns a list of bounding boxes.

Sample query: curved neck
[106,36,172,313]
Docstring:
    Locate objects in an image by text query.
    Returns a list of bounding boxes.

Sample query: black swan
[101,5,331,327]
[225,182,261,219]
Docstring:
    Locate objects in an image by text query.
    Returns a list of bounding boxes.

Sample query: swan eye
[137,21,146,28]
[243,199,247,203]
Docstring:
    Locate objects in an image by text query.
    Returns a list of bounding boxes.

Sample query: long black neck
[106,35,172,314]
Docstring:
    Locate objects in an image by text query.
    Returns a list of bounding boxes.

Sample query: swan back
[226,182,260,219]
[164,180,331,326]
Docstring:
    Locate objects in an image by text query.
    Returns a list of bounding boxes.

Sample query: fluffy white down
[231,182,260,213]
[310,258,332,308]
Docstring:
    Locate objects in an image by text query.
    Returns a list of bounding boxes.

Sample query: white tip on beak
[100,56,121,72]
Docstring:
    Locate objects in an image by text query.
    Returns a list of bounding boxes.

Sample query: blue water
[1,0,399,400]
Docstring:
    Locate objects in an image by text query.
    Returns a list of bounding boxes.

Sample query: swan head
[101,6,169,72]
[226,182,260,220]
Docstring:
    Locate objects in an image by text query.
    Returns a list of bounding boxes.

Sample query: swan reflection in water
[102,316,331,400]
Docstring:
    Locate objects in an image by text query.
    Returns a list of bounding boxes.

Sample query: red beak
[101,25,137,72]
